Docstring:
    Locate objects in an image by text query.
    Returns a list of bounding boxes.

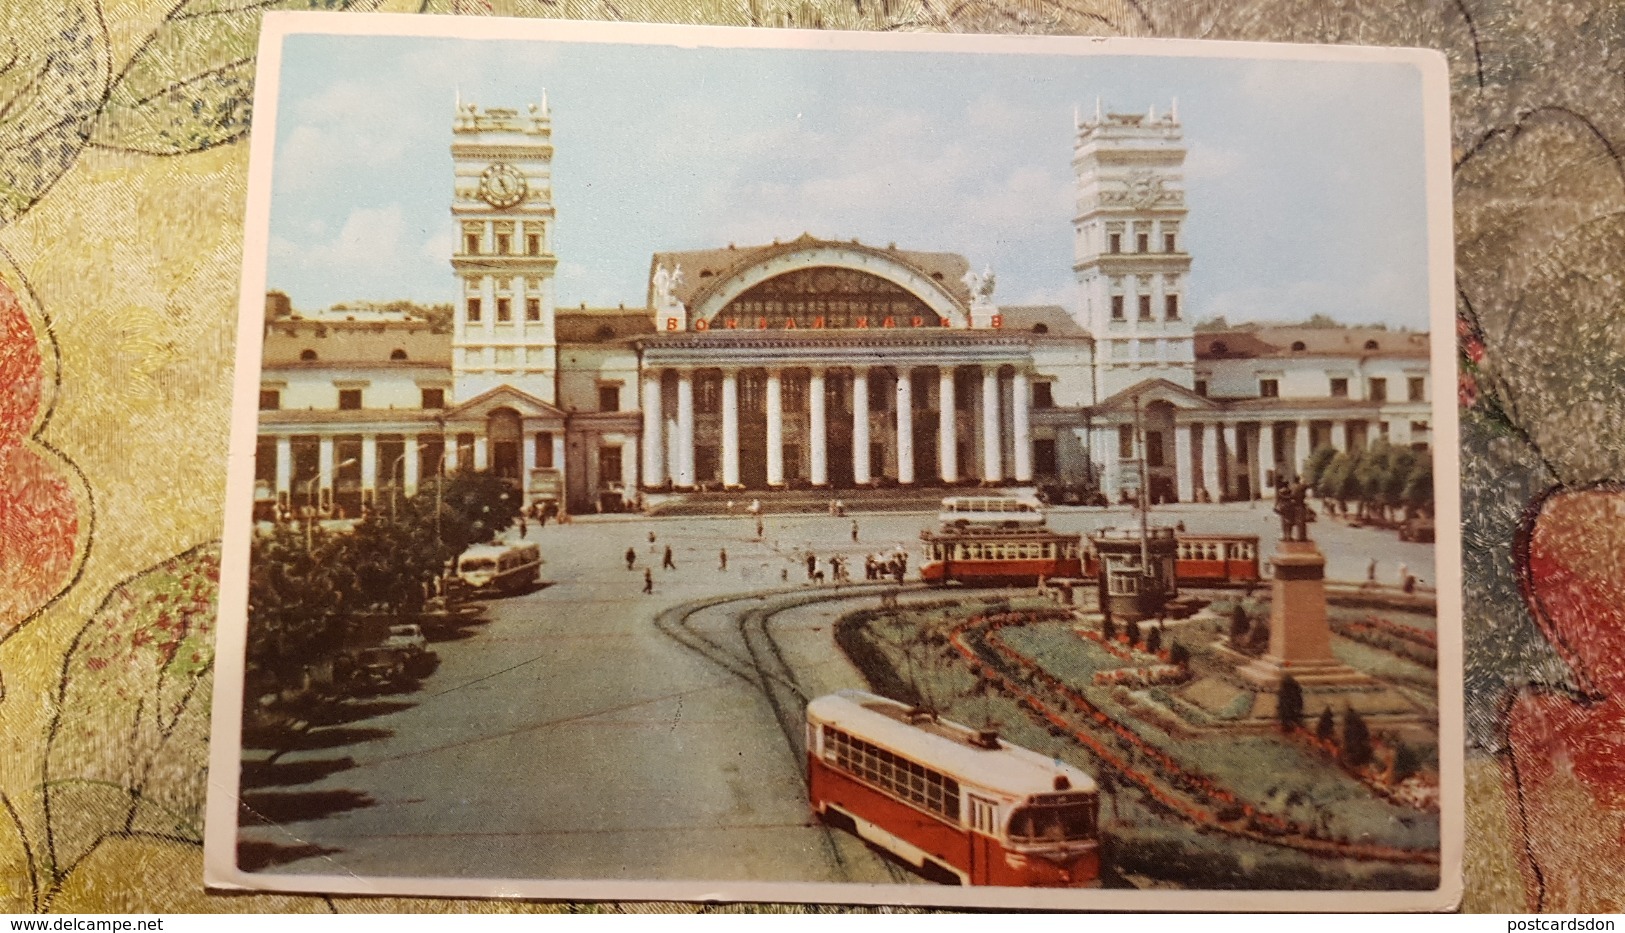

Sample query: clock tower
[451,96,558,403]
[1072,101,1194,401]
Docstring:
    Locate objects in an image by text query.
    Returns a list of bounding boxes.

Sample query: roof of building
[262,318,452,368]
[998,305,1090,338]
[649,234,975,310]
[556,307,656,345]
[1194,326,1428,361]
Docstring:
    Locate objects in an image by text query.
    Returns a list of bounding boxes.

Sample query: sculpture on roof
[962,265,996,306]
[653,263,688,331]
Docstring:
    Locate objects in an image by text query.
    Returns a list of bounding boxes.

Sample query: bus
[806,690,1100,887]
[937,495,1046,530]
[455,541,542,595]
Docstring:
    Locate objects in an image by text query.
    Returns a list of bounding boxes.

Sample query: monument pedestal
[1238,539,1373,689]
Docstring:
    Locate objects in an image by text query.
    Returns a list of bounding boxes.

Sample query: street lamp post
[303,458,357,551]
[388,452,410,517]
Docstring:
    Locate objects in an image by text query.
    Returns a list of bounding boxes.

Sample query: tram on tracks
[806,690,1100,887]
[920,524,1262,588]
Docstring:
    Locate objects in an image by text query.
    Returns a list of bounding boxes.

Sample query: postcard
[205,13,1462,910]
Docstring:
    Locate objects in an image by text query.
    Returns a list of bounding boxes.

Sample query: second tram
[920,528,1261,588]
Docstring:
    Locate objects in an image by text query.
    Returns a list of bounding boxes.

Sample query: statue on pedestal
[1274,476,1314,543]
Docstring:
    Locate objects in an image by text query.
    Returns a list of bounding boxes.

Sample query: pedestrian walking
[755,516,765,540]
[851,519,859,543]
[806,553,817,581]
[1366,558,1378,587]
[663,545,676,570]
[643,567,654,594]
[625,546,636,571]
[1398,562,1408,589]
[519,515,527,538]
[719,548,728,571]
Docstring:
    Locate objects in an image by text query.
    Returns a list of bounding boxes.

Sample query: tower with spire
[1072,100,1194,401]
[450,95,559,403]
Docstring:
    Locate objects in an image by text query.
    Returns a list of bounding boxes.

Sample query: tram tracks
[652,583,929,884]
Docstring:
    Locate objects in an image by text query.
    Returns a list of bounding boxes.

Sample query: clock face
[478,162,528,208]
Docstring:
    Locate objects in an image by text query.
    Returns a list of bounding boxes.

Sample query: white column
[938,367,957,483]
[676,370,695,487]
[1294,419,1311,480]
[722,369,741,487]
[642,371,665,486]
[852,367,871,485]
[1222,422,1238,500]
[1198,423,1219,502]
[981,365,1002,482]
[275,435,292,496]
[621,436,639,491]
[1012,368,1032,482]
[1099,427,1120,503]
[404,434,420,496]
[474,436,489,471]
[552,433,565,487]
[1331,419,1348,452]
[1257,421,1275,497]
[317,436,335,506]
[766,369,784,486]
[809,368,828,487]
[361,434,378,498]
[895,368,915,485]
[520,431,535,503]
[1174,423,1193,503]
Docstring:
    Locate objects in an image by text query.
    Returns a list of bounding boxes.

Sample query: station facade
[253,98,1432,518]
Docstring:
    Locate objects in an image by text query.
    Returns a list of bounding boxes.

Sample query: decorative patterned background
[0,0,1617,912]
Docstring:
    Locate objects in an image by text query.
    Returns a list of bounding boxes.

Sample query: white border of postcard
[206,11,1463,911]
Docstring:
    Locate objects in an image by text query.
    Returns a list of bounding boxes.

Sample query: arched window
[1364,339,1380,350]
[390,349,408,361]
[1032,323,1050,334]
[1291,340,1306,352]
[300,349,318,361]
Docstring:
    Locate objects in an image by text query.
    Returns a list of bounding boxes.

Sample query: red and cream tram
[921,527,1261,588]
[806,690,1100,887]
[920,527,1084,586]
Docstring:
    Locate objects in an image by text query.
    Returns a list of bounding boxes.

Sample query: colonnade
[1097,416,1403,503]
[640,362,1034,490]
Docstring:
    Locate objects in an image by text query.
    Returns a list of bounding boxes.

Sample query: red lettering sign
[694,318,709,331]
[726,318,738,329]
[991,314,1003,329]
[784,318,797,329]
[911,316,923,327]
[666,318,677,331]
[882,316,895,328]
[757,317,768,329]
[856,317,868,328]
[813,316,825,329]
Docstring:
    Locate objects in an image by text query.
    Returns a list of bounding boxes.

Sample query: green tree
[1301,444,1338,488]
[1402,456,1434,516]
[1342,707,1373,769]
[1316,706,1336,743]
[1229,604,1250,646]
[1169,642,1191,668]
[1276,676,1304,732]
[425,471,523,553]
[1145,626,1162,655]
[1102,615,1117,642]
[246,524,357,688]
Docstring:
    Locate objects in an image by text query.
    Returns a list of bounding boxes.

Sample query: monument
[1237,478,1373,689]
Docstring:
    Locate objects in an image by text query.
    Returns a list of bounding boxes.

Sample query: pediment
[443,384,566,422]
[1094,378,1219,413]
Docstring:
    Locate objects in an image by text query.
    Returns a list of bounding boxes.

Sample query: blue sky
[266,32,1435,328]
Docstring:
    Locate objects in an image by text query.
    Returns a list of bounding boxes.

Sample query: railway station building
[253,98,1432,518]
